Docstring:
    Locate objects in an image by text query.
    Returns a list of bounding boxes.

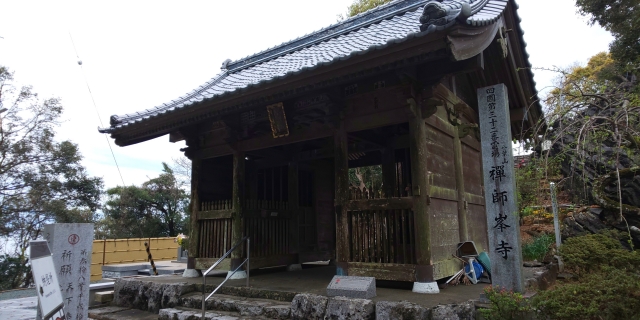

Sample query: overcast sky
[0,0,613,190]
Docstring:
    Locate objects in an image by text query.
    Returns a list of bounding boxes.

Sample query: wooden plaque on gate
[267,102,289,138]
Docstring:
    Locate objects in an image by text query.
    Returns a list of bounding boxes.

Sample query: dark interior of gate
[100,0,543,285]
[192,81,491,282]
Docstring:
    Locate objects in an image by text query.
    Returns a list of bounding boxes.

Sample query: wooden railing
[198,218,232,258]
[245,199,289,210]
[346,197,415,264]
[201,200,232,211]
[245,217,289,257]
[198,199,291,259]
[349,185,413,200]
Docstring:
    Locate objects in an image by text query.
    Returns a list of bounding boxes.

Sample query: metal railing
[201,236,250,319]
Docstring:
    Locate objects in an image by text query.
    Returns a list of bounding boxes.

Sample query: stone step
[178,293,290,319]
[88,306,159,320]
[94,290,114,303]
[158,307,267,320]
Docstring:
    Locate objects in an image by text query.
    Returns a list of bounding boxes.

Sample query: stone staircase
[158,292,291,319]
[102,277,479,319]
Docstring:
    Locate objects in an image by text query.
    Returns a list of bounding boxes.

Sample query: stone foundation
[112,278,478,319]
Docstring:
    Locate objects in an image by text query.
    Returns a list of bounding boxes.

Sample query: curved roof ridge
[100,0,537,138]
[109,71,228,126]
[225,0,429,72]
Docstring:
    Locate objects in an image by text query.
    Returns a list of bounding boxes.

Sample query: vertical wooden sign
[477,84,524,292]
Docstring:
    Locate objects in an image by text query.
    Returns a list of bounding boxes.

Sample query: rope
[144,242,158,276]
[68,32,126,188]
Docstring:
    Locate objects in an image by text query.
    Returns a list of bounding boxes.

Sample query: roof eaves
[101,0,527,137]
[225,0,430,73]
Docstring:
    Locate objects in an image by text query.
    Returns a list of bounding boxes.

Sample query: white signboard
[30,240,65,319]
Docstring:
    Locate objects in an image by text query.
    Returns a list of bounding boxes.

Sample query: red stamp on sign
[68,234,80,245]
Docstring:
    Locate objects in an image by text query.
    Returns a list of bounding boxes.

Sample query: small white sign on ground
[30,240,65,319]
[326,275,376,299]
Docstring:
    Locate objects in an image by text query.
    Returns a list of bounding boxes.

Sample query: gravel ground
[0,288,37,301]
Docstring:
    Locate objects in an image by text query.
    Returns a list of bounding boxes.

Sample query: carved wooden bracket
[421,98,442,119]
[446,103,462,126]
[458,123,479,140]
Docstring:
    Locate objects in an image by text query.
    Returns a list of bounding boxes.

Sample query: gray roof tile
[103,0,523,133]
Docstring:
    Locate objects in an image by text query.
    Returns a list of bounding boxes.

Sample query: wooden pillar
[288,162,300,256]
[408,98,431,266]
[334,116,350,273]
[382,148,396,198]
[231,152,245,263]
[188,157,201,267]
[454,131,469,241]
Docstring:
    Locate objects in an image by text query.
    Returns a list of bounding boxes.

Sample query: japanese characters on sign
[477,84,524,293]
[44,224,93,320]
[30,240,65,320]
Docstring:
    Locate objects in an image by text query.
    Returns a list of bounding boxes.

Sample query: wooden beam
[190,125,333,159]
[231,152,245,265]
[246,148,288,161]
[197,210,234,220]
[348,134,385,150]
[112,35,448,146]
[334,114,350,271]
[382,148,396,198]
[408,98,432,266]
[506,33,534,129]
[509,108,525,122]
[189,158,201,262]
[169,130,185,143]
[346,198,413,211]
[288,162,299,255]
[453,130,469,241]
[345,107,413,133]
[347,262,416,282]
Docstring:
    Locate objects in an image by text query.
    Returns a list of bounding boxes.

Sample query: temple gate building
[100,0,541,290]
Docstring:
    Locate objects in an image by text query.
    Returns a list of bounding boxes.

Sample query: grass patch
[522,234,553,261]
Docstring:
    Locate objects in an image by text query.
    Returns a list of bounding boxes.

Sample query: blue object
[465,260,484,279]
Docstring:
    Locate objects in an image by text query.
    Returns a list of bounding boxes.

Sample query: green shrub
[479,286,531,320]
[531,233,640,319]
[533,267,640,320]
[560,232,640,276]
[522,234,554,261]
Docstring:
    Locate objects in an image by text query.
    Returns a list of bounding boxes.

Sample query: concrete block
[102,263,149,272]
[286,264,302,271]
[326,276,376,299]
[411,281,439,294]
[95,290,114,303]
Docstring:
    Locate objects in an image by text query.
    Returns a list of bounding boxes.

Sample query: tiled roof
[101,0,520,133]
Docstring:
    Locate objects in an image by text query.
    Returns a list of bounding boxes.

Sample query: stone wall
[113,278,478,319]
[113,278,196,313]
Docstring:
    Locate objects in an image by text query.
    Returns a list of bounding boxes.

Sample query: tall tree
[100,163,188,238]
[0,66,103,289]
[338,0,393,20]
[535,52,639,246]
[575,0,640,69]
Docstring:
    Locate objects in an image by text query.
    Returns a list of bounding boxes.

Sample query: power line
[68,32,126,188]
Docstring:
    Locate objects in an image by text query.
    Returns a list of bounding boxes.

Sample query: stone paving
[0,296,39,320]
